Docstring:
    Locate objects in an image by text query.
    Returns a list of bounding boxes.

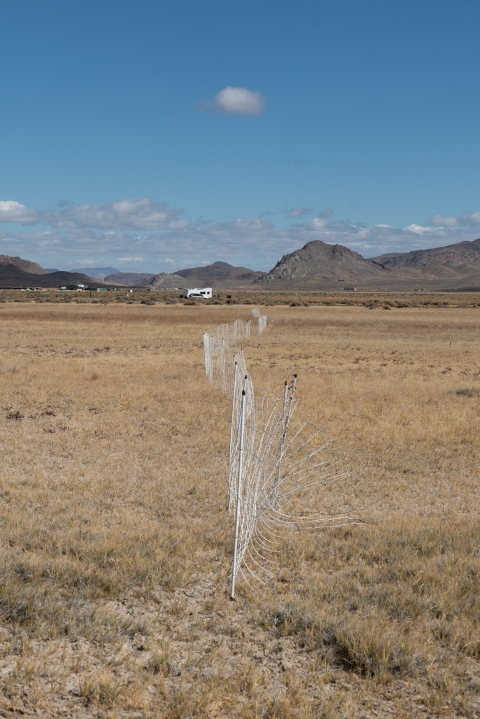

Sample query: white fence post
[230,388,246,600]
[229,359,238,468]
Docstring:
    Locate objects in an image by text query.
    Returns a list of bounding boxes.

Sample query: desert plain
[0,299,479,718]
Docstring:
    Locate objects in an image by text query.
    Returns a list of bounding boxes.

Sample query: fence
[203,319,251,391]
[251,308,267,335]
[202,310,357,599]
[202,310,265,393]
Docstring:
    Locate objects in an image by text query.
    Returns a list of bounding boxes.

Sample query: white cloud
[0,200,39,224]
[38,238,61,247]
[307,216,329,230]
[205,86,266,116]
[2,196,480,272]
[427,211,480,228]
[403,224,431,234]
[461,211,480,226]
[44,197,184,230]
[427,214,460,227]
[0,197,184,231]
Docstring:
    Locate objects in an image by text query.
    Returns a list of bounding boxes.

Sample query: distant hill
[256,240,388,287]
[104,272,155,285]
[369,238,480,289]
[70,266,120,280]
[3,239,480,291]
[176,261,263,286]
[0,255,48,275]
[105,264,262,287]
[141,272,186,289]
[371,238,480,269]
[45,268,60,273]
[253,238,480,290]
[0,264,108,288]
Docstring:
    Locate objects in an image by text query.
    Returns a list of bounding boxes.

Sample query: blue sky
[1,0,479,272]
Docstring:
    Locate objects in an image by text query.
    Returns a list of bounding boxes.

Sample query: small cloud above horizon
[318,207,333,219]
[202,86,266,116]
[427,211,480,228]
[285,207,312,219]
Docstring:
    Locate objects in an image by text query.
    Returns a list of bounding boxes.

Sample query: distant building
[59,282,85,290]
[344,286,357,291]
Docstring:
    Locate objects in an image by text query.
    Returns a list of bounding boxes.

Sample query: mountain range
[0,264,107,289]
[104,261,263,287]
[70,266,120,280]
[254,238,480,290]
[0,255,48,275]
[1,238,480,290]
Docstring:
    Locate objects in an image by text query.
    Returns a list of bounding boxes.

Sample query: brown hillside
[141,272,186,288]
[0,254,48,274]
[372,238,480,268]
[104,272,155,286]
[176,261,263,286]
[369,238,480,289]
[0,264,109,288]
[256,240,388,288]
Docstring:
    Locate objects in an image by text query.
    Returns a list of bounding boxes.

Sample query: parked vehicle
[182,287,212,299]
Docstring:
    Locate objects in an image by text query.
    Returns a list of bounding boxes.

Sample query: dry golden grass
[0,303,479,717]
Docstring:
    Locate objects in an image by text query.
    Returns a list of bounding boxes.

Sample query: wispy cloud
[285,207,312,219]
[427,211,480,228]
[0,197,184,231]
[1,197,479,271]
[318,207,333,219]
[203,86,266,116]
[427,214,460,228]
[461,211,480,226]
[0,200,40,224]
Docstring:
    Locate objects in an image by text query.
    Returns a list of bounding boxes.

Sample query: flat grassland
[0,303,479,718]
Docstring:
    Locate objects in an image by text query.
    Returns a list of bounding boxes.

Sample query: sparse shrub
[6,410,24,420]
[146,642,171,675]
[454,388,479,397]
[266,606,418,679]
[324,621,418,679]
[79,670,125,707]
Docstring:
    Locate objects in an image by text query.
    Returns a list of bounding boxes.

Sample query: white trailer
[183,287,212,299]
